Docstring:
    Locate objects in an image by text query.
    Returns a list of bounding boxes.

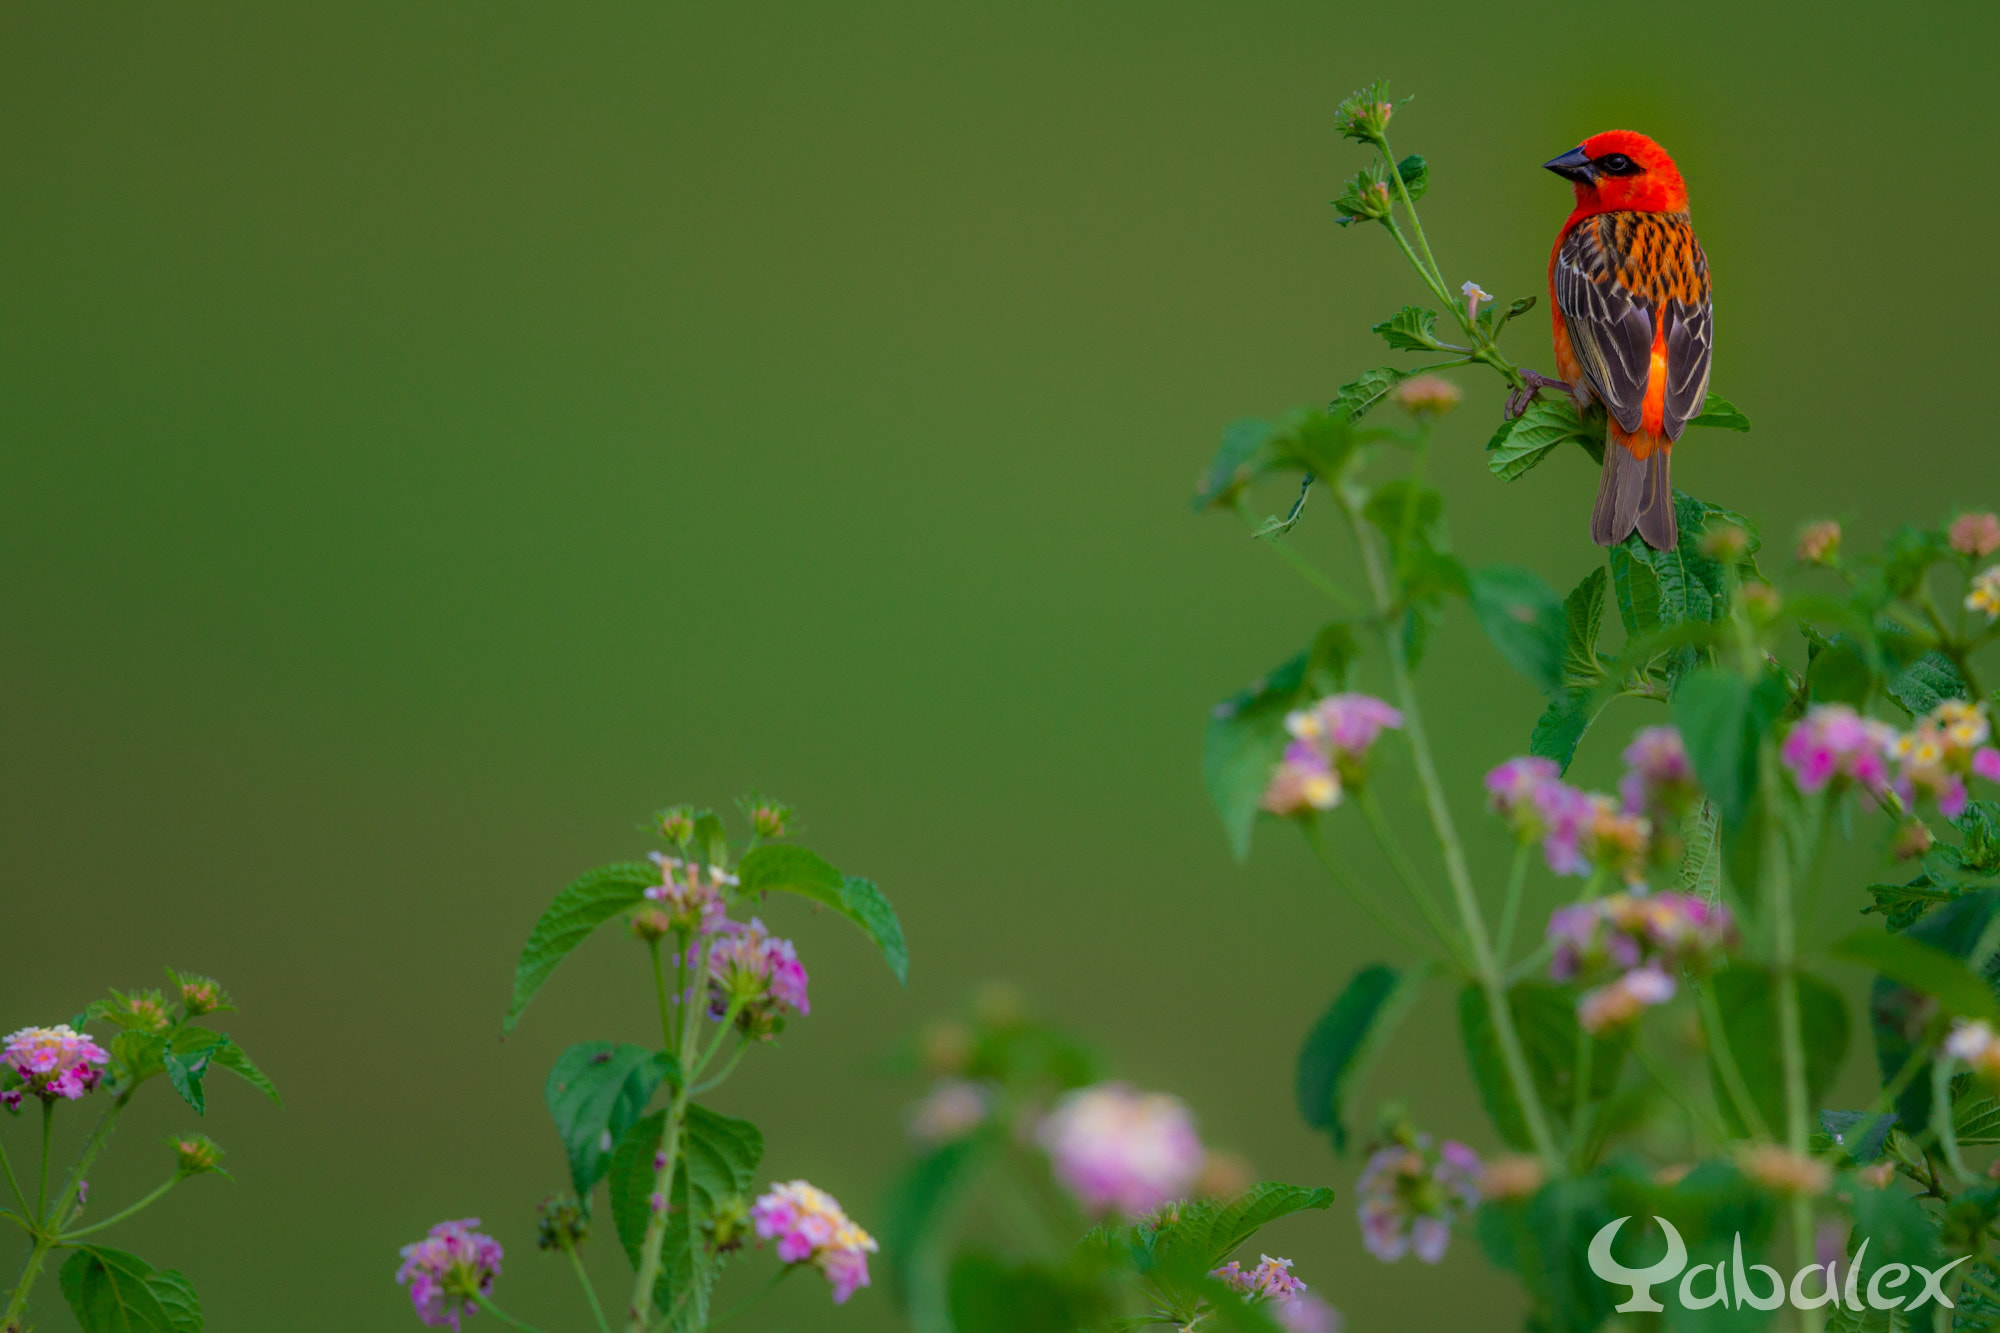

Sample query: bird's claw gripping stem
[1504,369,1586,421]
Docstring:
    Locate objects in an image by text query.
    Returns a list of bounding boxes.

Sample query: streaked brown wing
[1554,215,1655,435]
[1660,290,1712,439]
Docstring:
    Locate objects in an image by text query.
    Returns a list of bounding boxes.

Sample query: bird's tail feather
[1591,433,1677,550]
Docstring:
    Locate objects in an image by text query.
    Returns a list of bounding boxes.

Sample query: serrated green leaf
[1203,652,1310,861]
[1678,799,1721,899]
[1886,649,1968,718]
[1394,154,1427,202]
[1371,305,1440,352]
[170,1027,277,1105]
[1530,688,1609,774]
[547,1042,673,1204]
[1192,418,1277,512]
[504,861,658,1032]
[1864,875,1958,931]
[1327,368,1410,424]
[732,844,908,983]
[1706,968,1849,1139]
[1469,565,1567,695]
[1819,1109,1897,1163]
[1485,397,1596,483]
[1608,545,1663,637]
[162,1035,227,1117]
[608,1105,764,1330]
[1687,393,1750,431]
[1296,965,1425,1151]
[60,1247,201,1333]
[1203,1182,1336,1265]
[1561,568,1607,689]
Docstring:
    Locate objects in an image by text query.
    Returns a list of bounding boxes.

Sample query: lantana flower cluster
[1780,701,2000,819]
[395,1219,504,1331]
[640,851,734,936]
[1947,1019,2000,1085]
[1262,693,1404,816]
[750,1180,879,1304]
[1211,1255,1340,1333]
[1547,892,1735,1034]
[1356,1134,1481,1264]
[705,917,810,1039]
[2,1025,110,1106]
[1036,1082,1205,1216]
[1485,753,1655,886]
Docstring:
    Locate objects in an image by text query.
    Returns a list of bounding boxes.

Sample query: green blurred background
[4,3,1996,1328]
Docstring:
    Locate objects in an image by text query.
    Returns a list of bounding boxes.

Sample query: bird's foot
[1504,369,1585,421]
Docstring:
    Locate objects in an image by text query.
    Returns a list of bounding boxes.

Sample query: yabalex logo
[1588,1216,1969,1313]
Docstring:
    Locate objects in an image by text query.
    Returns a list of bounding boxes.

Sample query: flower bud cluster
[1547,892,1735,1034]
[640,852,733,937]
[1356,1133,1480,1264]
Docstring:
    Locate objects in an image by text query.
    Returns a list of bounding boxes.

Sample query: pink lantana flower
[1356,1135,1481,1264]
[1780,705,1900,797]
[751,1180,878,1304]
[644,853,733,935]
[704,917,809,1040]
[1619,726,1697,818]
[1037,1083,1205,1216]
[395,1219,503,1331]
[1211,1255,1340,1330]
[2,1026,110,1103]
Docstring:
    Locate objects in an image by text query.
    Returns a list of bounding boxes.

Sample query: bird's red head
[1544,130,1689,217]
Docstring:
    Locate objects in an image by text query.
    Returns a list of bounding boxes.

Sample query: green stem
[35,1102,52,1222]
[1341,491,1558,1165]
[1631,1037,1730,1146]
[1696,981,1770,1141]
[691,1039,750,1096]
[1567,1032,1596,1170]
[6,1093,131,1328]
[649,939,677,1053]
[0,1137,28,1221]
[1496,842,1532,963]
[59,1176,177,1240]
[564,1238,611,1333]
[3,1235,56,1328]
[1355,788,1463,954]
[1298,817,1446,966]
[1758,745,1817,1332]
[472,1291,550,1333]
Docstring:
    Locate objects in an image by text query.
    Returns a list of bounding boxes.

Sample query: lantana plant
[0,970,278,1333]
[1190,78,2000,1333]
[402,797,908,1333]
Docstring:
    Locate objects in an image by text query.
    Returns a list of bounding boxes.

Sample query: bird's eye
[1594,152,1642,176]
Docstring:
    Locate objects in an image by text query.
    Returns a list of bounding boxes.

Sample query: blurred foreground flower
[1037,1083,1203,1215]
[1395,374,1461,418]
[1550,892,1733,1032]
[396,1219,503,1330]
[1896,700,2000,817]
[1950,512,2000,558]
[1780,705,1897,797]
[1619,726,1696,819]
[1265,694,1402,814]
[3,1025,109,1102]
[1948,1019,2000,1085]
[1795,520,1841,565]
[1968,565,2000,619]
[907,1078,989,1144]
[1356,1135,1480,1263]
[751,1180,879,1304]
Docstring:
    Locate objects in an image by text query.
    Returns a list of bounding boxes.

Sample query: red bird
[1528,131,1712,551]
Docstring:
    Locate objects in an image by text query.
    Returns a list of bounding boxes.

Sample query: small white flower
[1461,281,1493,321]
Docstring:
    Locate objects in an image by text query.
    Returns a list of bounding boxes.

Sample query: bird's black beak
[1544,145,1597,186]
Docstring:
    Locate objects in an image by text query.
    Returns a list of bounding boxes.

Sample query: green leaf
[881,1134,994,1333]
[1477,1171,1619,1333]
[1529,688,1609,774]
[608,1105,764,1330]
[546,1042,673,1204]
[1818,1109,1897,1164]
[1958,1093,2000,1146]
[1833,928,2000,1024]
[1460,983,1625,1151]
[162,1035,228,1117]
[1469,565,1567,695]
[1370,305,1441,352]
[946,1253,1112,1333]
[503,861,658,1032]
[1870,889,2000,1131]
[733,844,909,983]
[1266,409,1359,480]
[688,811,729,871]
[1706,968,1850,1139]
[1886,649,1968,718]
[1805,632,1877,707]
[1879,524,1949,599]
[1609,544,1663,637]
[1687,393,1751,431]
[1327,368,1410,424]
[60,1247,202,1333]
[1362,479,1444,561]
[1393,154,1428,202]
[1679,799,1722,899]
[1561,568,1608,689]
[1864,874,1959,931]
[1191,418,1277,512]
[1304,623,1359,694]
[1203,651,1310,861]
[1295,965,1426,1151]
[1203,1182,1336,1263]
[1485,397,1596,483]
[166,1027,278,1106]
[1671,666,1790,827]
